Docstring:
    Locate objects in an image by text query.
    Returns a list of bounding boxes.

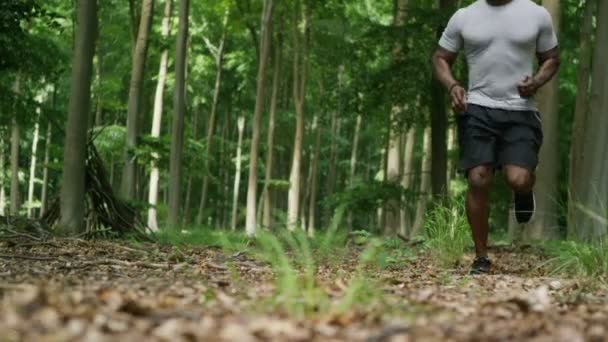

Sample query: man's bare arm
[519,46,560,97]
[432,47,459,89]
[534,46,560,87]
[432,46,466,112]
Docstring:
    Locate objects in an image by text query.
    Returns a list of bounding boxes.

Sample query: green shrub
[542,239,608,279]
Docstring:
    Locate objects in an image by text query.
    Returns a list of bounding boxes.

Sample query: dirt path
[0,240,606,341]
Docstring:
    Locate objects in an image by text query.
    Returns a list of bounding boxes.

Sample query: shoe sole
[514,192,536,224]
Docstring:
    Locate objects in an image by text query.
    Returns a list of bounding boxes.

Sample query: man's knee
[504,166,533,192]
[468,166,493,190]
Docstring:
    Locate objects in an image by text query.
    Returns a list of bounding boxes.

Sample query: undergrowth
[423,197,472,267]
[542,239,608,280]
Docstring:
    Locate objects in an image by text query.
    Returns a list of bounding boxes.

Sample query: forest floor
[0,237,607,342]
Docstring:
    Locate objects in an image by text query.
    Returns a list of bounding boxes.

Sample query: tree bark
[573,0,608,239]
[446,124,455,187]
[121,0,155,200]
[307,115,322,236]
[261,34,282,229]
[384,0,409,234]
[430,0,456,200]
[0,138,5,216]
[400,126,416,236]
[527,0,561,241]
[412,127,432,237]
[183,100,200,223]
[245,0,274,236]
[10,77,21,216]
[26,111,40,218]
[347,114,362,230]
[287,0,309,231]
[231,117,246,231]
[167,0,189,227]
[95,52,103,126]
[147,0,173,232]
[40,121,52,217]
[567,0,595,237]
[197,9,230,225]
[59,0,97,234]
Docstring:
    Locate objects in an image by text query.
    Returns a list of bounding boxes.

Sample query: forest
[0,0,607,340]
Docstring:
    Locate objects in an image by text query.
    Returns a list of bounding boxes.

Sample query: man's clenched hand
[518,75,540,98]
[450,84,467,113]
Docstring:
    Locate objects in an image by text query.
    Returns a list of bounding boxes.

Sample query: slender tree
[430,0,456,200]
[307,114,322,236]
[528,0,561,240]
[245,0,275,236]
[261,34,282,229]
[59,0,98,234]
[197,8,230,224]
[347,114,362,229]
[121,0,155,200]
[573,0,608,238]
[567,0,595,236]
[287,0,310,230]
[412,127,432,237]
[10,76,21,216]
[147,0,173,231]
[167,0,189,226]
[0,138,5,216]
[384,0,408,234]
[400,126,416,235]
[26,109,40,218]
[40,121,52,217]
[231,117,246,231]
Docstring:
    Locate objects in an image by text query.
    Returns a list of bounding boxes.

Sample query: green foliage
[424,197,472,267]
[542,239,608,279]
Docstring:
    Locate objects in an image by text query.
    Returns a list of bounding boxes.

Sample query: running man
[432,0,560,274]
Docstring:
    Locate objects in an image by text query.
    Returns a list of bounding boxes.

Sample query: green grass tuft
[541,239,608,279]
[423,197,472,267]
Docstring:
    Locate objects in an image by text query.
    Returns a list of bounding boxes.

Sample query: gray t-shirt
[439,0,558,111]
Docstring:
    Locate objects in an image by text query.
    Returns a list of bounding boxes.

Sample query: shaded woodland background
[0,0,606,242]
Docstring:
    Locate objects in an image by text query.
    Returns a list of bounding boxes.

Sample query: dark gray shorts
[456,104,543,174]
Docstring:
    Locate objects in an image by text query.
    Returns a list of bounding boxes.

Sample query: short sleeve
[438,9,464,52]
[536,9,558,52]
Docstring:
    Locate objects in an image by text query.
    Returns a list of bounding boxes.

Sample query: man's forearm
[432,54,459,90]
[534,56,560,88]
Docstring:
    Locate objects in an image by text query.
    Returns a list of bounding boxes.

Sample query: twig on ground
[0,254,58,261]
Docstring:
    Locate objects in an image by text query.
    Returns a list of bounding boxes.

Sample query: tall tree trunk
[567,0,595,237]
[147,0,173,232]
[167,0,189,226]
[412,127,432,237]
[347,114,363,230]
[245,0,274,236]
[121,0,155,200]
[384,0,409,234]
[183,100,200,223]
[324,65,344,225]
[59,0,97,234]
[400,126,416,236]
[40,121,52,217]
[231,117,246,231]
[197,9,229,225]
[0,138,5,216]
[573,0,608,239]
[307,115,322,236]
[95,52,103,126]
[430,0,456,200]
[26,112,40,218]
[446,124,455,187]
[261,35,282,229]
[287,0,309,231]
[10,77,21,216]
[527,0,561,241]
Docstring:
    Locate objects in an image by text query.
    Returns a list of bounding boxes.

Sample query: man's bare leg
[466,165,493,258]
